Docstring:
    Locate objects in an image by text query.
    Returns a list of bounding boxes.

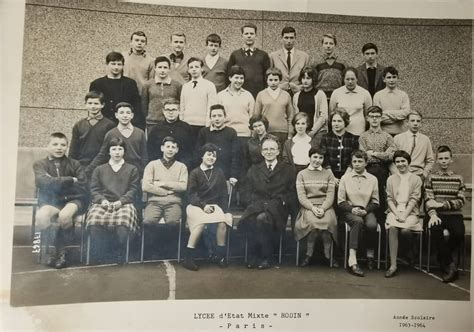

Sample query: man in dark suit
[269,26,311,95]
[356,43,385,98]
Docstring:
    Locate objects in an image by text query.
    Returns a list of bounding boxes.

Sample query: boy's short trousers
[36,202,81,228]
[143,201,182,225]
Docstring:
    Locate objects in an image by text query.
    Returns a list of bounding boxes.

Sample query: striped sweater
[424,170,465,216]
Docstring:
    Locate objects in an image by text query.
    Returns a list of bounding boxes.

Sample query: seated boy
[338,150,379,277]
[69,91,116,167]
[425,145,466,283]
[33,132,88,268]
[143,136,188,226]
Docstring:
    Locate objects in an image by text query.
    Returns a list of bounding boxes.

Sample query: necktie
[286,50,291,69]
[192,81,197,88]
[245,49,251,57]
[267,163,272,172]
[410,134,417,155]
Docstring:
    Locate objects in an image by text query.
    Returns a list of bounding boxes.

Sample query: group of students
[32,24,466,284]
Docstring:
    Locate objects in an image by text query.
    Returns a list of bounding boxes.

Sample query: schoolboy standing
[167,33,190,84]
[34,132,88,268]
[142,56,182,133]
[393,111,434,181]
[202,33,229,93]
[89,51,143,129]
[374,66,411,136]
[69,91,115,167]
[425,146,466,283]
[122,31,155,97]
[356,43,385,98]
[338,150,379,276]
[269,26,311,95]
[180,57,217,141]
[227,23,271,98]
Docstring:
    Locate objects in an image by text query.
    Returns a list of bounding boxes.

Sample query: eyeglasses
[262,148,278,152]
[367,115,382,119]
[164,108,179,112]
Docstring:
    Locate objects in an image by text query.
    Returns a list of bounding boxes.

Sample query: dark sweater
[187,166,228,211]
[196,126,240,179]
[69,117,116,167]
[90,162,139,205]
[227,49,271,98]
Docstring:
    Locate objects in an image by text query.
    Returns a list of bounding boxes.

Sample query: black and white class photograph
[1,0,472,331]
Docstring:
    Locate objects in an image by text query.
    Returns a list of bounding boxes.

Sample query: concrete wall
[19,0,472,157]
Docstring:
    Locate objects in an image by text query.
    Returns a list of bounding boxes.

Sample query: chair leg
[296,240,299,266]
[385,229,388,270]
[344,224,348,269]
[125,230,130,264]
[427,229,431,272]
[418,232,423,270]
[80,215,85,264]
[86,230,91,265]
[31,205,37,241]
[278,234,283,264]
[329,240,334,268]
[377,224,381,270]
[177,219,182,262]
[140,225,145,262]
[226,226,231,262]
[244,237,248,263]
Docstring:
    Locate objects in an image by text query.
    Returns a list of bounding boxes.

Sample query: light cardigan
[386,172,422,216]
[293,89,328,134]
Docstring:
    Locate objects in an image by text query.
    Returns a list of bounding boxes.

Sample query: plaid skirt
[86,203,138,233]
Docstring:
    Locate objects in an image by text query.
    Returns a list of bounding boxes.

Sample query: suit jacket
[270,48,311,92]
[356,64,385,97]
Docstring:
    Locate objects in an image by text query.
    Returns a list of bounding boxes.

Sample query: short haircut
[393,150,411,164]
[107,137,127,153]
[170,32,186,42]
[366,105,383,116]
[130,31,147,42]
[200,143,219,156]
[85,91,104,104]
[163,98,180,107]
[361,42,378,54]
[187,57,203,67]
[343,67,358,79]
[106,51,124,64]
[154,56,171,67]
[321,33,337,45]
[407,111,423,120]
[115,102,134,113]
[298,66,316,84]
[49,132,68,144]
[206,33,222,46]
[330,108,350,127]
[281,26,296,36]
[291,112,309,127]
[228,65,245,78]
[383,66,399,77]
[162,136,179,147]
[249,114,269,130]
[351,149,368,162]
[265,67,282,81]
[210,104,226,117]
[241,23,257,34]
[437,145,453,157]
[261,135,280,150]
[308,146,325,158]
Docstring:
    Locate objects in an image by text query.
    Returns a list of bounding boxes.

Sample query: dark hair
[393,150,411,164]
[321,33,337,45]
[343,67,358,79]
[170,33,186,42]
[228,65,245,78]
[162,136,179,147]
[361,42,378,54]
[241,23,257,34]
[351,150,368,162]
[366,105,383,116]
[281,26,296,36]
[206,33,222,46]
[107,137,126,153]
[130,31,147,43]
[407,111,423,120]
[210,104,226,117]
[261,135,280,150]
[105,51,124,64]
[154,56,171,67]
[265,67,282,81]
[249,114,269,130]
[85,91,104,104]
[163,98,180,107]
[437,145,453,157]
[383,66,399,77]
[187,57,204,67]
[200,143,219,156]
[115,102,134,113]
[298,66,316,84]
[308,146,325,158]
[49,132,68,144]
[330,108,350,127]
[292,112,309,127]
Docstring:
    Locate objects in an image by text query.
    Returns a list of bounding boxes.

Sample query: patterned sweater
[424,170,465,216]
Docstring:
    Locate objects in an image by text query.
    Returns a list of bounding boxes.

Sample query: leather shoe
[300,255,311,267]
[385,267,398,278]
[54,251,68,269]
[46,254,57,268]
[442,265,459,283]
[257,260,272,270]
[367,257,375,270]
[217,257,228,268]
[182,258,199,271]
[347,264,364,277]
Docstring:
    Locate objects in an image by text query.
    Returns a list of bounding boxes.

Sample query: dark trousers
[430,214,465,266]
[343,211,377,251]
[366,162,389,223]
[247,214,275,262]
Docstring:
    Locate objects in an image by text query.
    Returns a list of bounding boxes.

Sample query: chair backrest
[15,147,49,200]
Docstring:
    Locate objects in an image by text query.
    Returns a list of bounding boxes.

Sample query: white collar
[200,164,214,171]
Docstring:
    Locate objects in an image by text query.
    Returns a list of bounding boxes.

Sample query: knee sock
[348,249,357,267]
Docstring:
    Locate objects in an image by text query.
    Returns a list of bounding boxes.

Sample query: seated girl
[183,143,233,271]
[385,150,422,277]
[294,147,338,267]
[86,137,140,263]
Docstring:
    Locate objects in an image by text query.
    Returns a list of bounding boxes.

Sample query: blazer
[270,48,311,92]
[356,64,385,97]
